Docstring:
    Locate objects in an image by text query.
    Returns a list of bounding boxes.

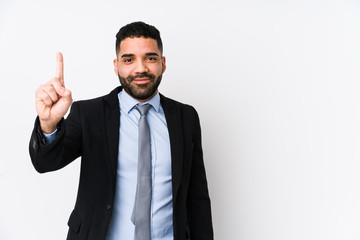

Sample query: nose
[135,59,148,73]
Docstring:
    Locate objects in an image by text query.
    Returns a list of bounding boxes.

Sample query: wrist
[39,119,58,134]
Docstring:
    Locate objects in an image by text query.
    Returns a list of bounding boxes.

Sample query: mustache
[127,73,155,82]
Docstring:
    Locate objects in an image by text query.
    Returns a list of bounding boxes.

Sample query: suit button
[106,204,112,210]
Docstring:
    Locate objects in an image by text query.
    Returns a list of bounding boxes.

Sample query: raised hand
[35,52,73,134]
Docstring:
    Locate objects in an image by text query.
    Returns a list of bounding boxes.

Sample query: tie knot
[135,104,151,116]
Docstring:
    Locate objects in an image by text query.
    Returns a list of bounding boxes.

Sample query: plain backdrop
[1,0,360,239]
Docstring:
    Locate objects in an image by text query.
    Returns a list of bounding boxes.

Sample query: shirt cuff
[43,129,58,144]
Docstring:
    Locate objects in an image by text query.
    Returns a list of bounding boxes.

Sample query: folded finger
[41,84,59,103]
[36,89,54,107]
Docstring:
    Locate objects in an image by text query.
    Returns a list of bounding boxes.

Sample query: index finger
[56,52,64,87]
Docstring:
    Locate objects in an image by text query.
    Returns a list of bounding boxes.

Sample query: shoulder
[71,87,121,111]
[160,93,200,119]
[161,93,196,110]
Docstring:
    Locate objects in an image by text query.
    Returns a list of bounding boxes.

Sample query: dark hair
[115,21,163,56]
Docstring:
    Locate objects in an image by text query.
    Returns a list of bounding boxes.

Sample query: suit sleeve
[29,102,82,173]
[187,108,214,239]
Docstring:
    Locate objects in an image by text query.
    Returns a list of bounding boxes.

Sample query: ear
[113,58,119,75]
[161,56,166,74]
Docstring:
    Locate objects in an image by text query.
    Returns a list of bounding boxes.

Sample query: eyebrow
[121,53,134,58]
[120,52,160,58]
[145,52,159,57]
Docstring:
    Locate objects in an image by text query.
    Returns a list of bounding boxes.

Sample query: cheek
[118,67,131,78]
[150,64,163,75]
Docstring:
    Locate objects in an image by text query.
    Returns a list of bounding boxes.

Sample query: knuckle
[38,90,47,100]
[43,97,52,106]
[47,79,55,86]
[41,85,52,95]
[51,77,59,85]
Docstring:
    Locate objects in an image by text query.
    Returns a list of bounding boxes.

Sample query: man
[29,21,213,240]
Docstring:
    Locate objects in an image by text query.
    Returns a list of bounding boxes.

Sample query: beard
[117,72,162,100]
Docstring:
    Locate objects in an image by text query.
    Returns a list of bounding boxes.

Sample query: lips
[134,78,150,84]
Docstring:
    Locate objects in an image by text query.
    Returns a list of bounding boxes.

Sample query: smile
[134,78,150,84]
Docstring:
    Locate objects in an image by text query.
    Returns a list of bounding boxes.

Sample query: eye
[146,56,157,62]
[123,58,133,63]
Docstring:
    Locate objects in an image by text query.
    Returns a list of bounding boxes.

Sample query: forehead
[119,37,160,55]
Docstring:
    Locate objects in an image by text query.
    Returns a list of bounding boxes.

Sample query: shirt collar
[118,89,161,114]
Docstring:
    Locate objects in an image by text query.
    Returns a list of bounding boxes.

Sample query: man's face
[114,37,166,102]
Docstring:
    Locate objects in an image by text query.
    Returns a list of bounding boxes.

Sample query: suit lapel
[161,94,184,203]
[104,87,122,183]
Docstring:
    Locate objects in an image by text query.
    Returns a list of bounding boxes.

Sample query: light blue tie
[131,104,152,240]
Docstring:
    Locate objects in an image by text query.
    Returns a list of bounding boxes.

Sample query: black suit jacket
[29,87,213,240]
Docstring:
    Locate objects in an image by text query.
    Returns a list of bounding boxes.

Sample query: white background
[1,0,360,239]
